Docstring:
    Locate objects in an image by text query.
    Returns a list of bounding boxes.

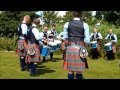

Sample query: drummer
[90,27,103,59]
[105,29,117,59]
[39,25,49,62]
[58,31,68,59]
[47,24,58,61]
[48,24,58,39]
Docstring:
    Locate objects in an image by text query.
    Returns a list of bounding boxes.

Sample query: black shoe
[30,73,36,76]
[21,68,25,71]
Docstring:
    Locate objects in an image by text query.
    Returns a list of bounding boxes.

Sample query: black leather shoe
[21,68,25,71]
[30,73,35,76]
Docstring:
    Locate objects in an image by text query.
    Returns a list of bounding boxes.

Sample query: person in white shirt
[17,15,31,71]
[39,26,48,45]
[26,18,41,76]
[63,11,90,79]
[39,26,49,62]
[90,27,103,59]
[47,24,58,39]
[58,31,68,59]
[105,29,117,60]
[47,24,58,61]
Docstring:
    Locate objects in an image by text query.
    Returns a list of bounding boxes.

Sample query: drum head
[90,41,97,44]
[54,40,62,44]
[48,42,57,46]
[105,42,111,46]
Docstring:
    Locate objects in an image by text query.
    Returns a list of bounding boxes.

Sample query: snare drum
[104,42,112,51]
[90,41,97,49]
[41,45,49,57]
[54,40,62,49]
[48,42,57,52]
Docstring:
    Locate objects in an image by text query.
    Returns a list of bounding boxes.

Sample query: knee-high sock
[50,52,53,60]
[30,63,37,75]
[76,74,83,79]
[68,73,74,79]
[20,57,26,69]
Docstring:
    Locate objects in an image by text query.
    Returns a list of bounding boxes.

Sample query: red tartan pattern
[17,39,28,57]
[26,44,41,63]
[63,43,86,72]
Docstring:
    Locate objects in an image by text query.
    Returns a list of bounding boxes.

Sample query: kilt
[63,42,87,72]
[17,39,28,57]
[26,44,41,63]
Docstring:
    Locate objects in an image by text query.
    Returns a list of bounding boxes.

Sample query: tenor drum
[54,40,62,50]
[104,42,112,51]
[48,42,57,52]
[90,41,97,49]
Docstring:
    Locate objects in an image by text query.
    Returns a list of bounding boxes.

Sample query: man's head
[33,18,40,25]
[93,27,98,33]
[51,24,56,31]
[44,25,48,33]
[23,15,31,24]
[72,11,82,18]
[109,29,113,34]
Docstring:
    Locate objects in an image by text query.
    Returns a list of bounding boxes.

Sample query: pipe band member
[105,28,117,60]
[90,27,103,59]
[26,18,41,76]
[17,15,31,71]
[47,24,58,61]
[39,25,49,62]
[58,31,68,60]
[63,11,90,79]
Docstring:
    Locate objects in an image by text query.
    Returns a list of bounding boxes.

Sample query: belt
[68,42,85,46]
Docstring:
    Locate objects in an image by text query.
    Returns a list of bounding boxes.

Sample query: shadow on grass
[35,65,56,76]
[42,57,63,63]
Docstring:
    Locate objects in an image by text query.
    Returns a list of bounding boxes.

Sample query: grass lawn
[0,50,120,79]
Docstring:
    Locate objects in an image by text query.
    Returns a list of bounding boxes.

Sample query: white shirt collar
[73,18,80,20]
[32,24,37,27]
[22,21,26,24]
[51,29,56,32]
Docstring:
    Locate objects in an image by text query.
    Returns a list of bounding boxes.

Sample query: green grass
[0,50,120,79]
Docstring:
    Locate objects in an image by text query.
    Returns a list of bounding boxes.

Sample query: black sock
[68,73,74,79]
[43,57,46,62]
[50,53,53,60]
[20,57,26,69]
[76,74,83,79]
[30,63,36,75]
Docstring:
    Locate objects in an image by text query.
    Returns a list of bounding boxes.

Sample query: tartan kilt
[17,39,28,57]
[63,43,86,72]
[26,44,41,63]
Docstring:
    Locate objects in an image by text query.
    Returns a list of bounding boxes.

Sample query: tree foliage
[43,11,58,27]
[96,11,120,26]
[0,11,36,37]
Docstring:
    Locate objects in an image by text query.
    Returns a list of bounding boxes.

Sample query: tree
[0,11,36,37]
[63,11,93,24]
[43,11,58,27]
[63,11,73,23]
[99,11,120,26]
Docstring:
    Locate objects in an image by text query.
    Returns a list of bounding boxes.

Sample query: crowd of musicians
[17,11,118,79]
